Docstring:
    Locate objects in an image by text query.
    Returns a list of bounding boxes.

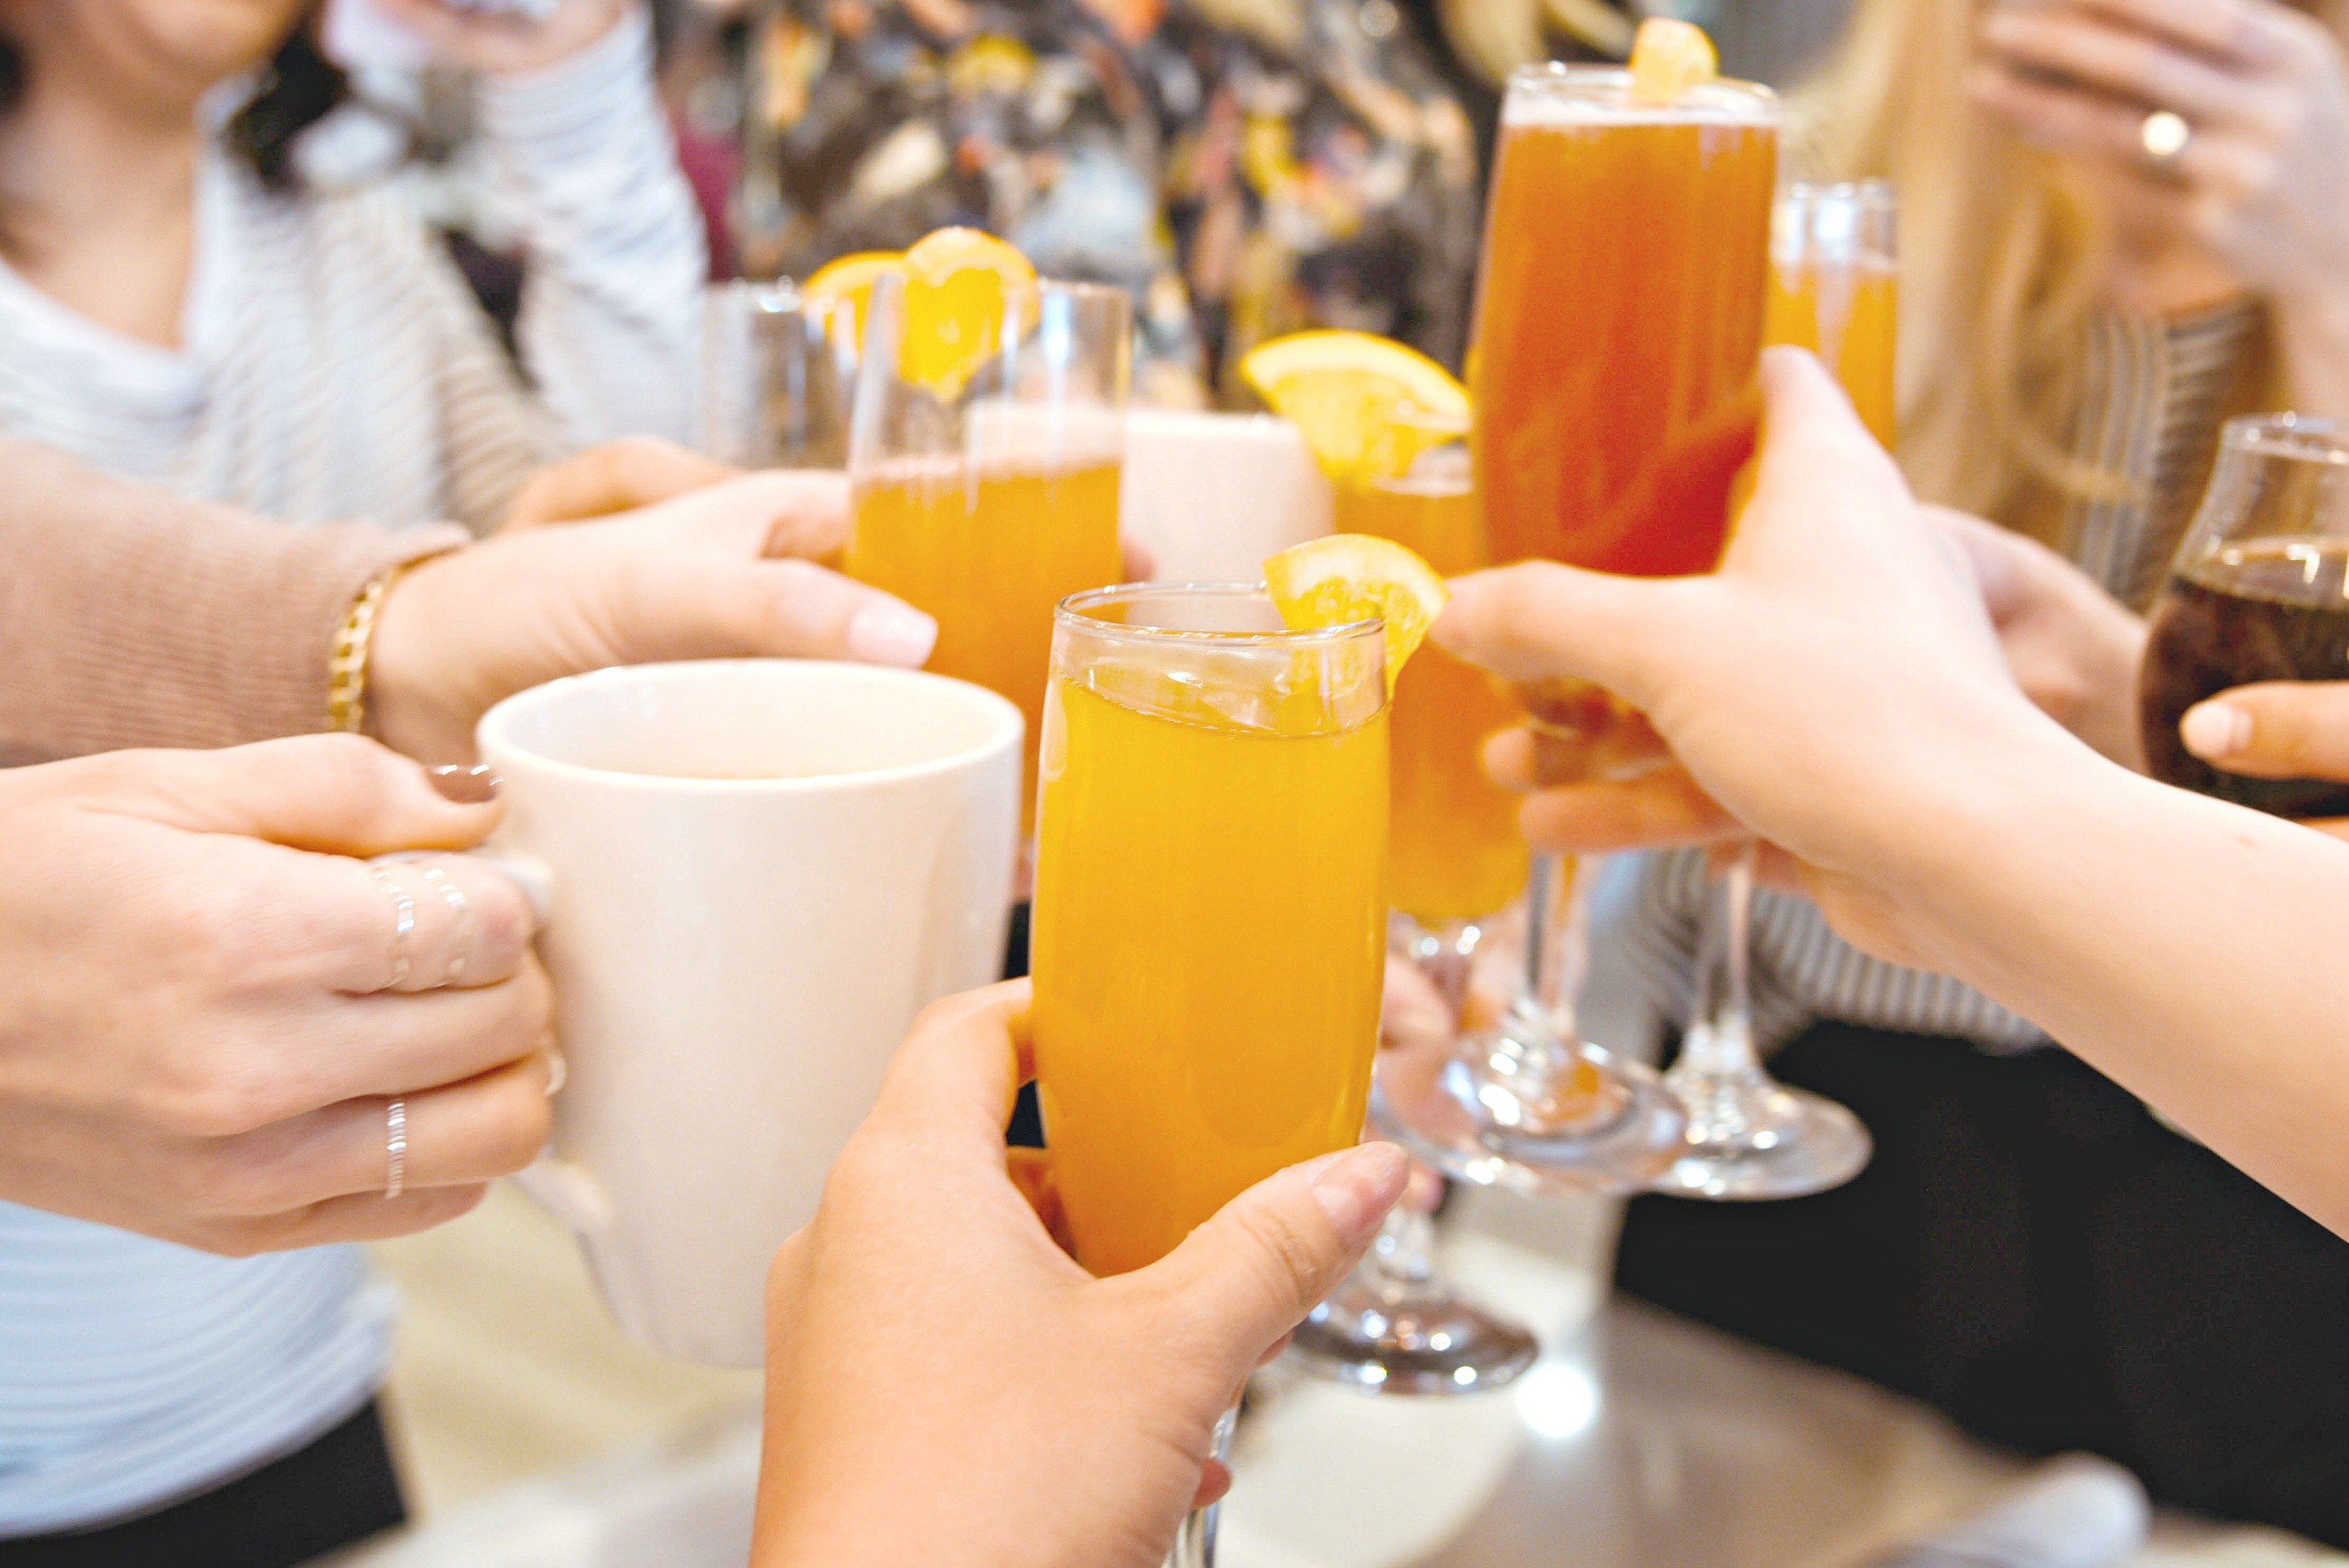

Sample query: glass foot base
[1651,1083,1872,1200]
[1290,1276,1539,1395]
[1372,1020,1688,1197]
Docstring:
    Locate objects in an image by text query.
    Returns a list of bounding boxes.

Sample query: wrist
[366,553,480,765]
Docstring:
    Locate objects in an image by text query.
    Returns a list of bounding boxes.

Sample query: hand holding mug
[755,981,1408,1567]
[0,735,552,1255]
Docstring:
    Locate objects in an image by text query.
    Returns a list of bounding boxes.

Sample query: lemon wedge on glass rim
[1240,331,1471,489]
[1265,533,1450,695]
[1627,16,1719,106]
[895,227,1040,398]
[802,249,904,348]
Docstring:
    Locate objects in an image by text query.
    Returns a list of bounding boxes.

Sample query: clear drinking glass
[698,280,859,468]
[2140,415,2349,817]
[1289,444,1539,1392]
[1646,181,1889,1200]
[847,275,1131,832]
[1029,585,1390,1567]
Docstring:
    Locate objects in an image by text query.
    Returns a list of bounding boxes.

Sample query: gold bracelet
[327,569,399,734]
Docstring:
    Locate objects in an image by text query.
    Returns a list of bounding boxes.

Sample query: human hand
[2178,679,2349,839]
[368,471,937,764]
[1440,349,2087,970]
[1929,506,2151,769]
[0,736,553,1255]
[368,0,633,74]
[754,981,1408,1568]
[1971,0,2349,307]
[498,438,744,532]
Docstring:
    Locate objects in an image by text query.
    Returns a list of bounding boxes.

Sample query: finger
[860,981,1036,1157]
[1121,535,1158,581]
[2059,0,2314,71]
[618,556,939,670]
[1143,1142,1409,1370]
[329,853,537,993]
[198,1182,492,1256]
[1977,7,2264,126]
[646,470,854,563]
[2179,682,2349,780]
[1434,562,1692,706]
[1483,718,1670,792]
[502,438,740,529]
[239,958,554,1121]
[1192,1460,1234,1511]
[198,1053,556,1215]
[1516,772,1746,853]
[1967,61,2236,183]
[79,734,502,856]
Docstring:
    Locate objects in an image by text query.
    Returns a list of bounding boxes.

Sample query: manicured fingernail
[426,764,500,804]
[2180,700,2251,760]
[541,1047,568,1098]
[1310,1142,1410,1244]
[847,601,938,667]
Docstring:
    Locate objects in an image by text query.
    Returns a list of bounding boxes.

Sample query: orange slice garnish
[1628,17,1719,106]
[803,250,904,349]
[1265,533,1450,694]
[898,227,1040,398]
[1239,331,1471,489]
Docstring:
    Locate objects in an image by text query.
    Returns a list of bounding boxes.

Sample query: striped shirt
[1618,300,2266,1055]
[0,8,701,1535]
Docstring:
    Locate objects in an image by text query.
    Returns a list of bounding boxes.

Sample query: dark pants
[1616,1021,2349,1548]
[0,1402,406,1568]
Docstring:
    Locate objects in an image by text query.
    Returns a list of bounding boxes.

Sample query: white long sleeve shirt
[0,7,701,1536]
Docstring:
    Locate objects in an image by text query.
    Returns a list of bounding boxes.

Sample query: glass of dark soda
[2139,414,2349,818]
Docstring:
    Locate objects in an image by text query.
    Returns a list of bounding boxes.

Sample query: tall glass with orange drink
[848,256,1129,828]
[1765,181,1898,447]
[1471,66,1778,580]
[1031,585,1388,1279]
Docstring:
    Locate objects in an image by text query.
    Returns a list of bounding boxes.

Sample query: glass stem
[1513,853,1588,1043]
[1165,1402,1240,1568]
[1668,843,1772,1141]
[1367,1203,1442,1300]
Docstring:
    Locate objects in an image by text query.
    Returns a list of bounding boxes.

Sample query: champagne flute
[1030,584,1390,1566]
[1648,180,1891,1198]
[1289,445,1539,1394]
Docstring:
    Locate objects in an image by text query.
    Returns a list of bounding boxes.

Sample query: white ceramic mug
[1120,410,1333,581]
[475,659,1023,1366]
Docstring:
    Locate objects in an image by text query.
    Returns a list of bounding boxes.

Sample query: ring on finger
[2140,109,2192,173]
[370,866,416,990]
[418,864,473,987]
[385,1098,409,1200]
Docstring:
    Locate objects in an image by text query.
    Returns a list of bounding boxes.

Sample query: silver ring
[385,1098,408,1200]
[2140,109,2192,171]
[418,864,472,987]
[371,866,415,989]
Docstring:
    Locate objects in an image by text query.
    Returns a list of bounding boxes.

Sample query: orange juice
[848,461,1122,819]
[1335,468,1529,925]
[1031,598,1388,1276]
[1470,71,1777,578]
[1766,261,1896,447]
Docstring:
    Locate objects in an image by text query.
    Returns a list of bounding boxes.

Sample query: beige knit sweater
[0,438,464,764]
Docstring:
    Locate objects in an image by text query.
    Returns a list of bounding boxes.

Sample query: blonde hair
[1438,0,1632,86]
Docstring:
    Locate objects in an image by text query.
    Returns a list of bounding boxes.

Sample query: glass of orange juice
[847,273,1130,834]
[1766,180,1898,448]
[1031,583,1386,1568]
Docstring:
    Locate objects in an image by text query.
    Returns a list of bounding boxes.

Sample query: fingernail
[540,1047,568,1098]
[425,763,500,804]
[2180,700,2251,760]
[1310,1142,1410,1244]
[847,601,938,668]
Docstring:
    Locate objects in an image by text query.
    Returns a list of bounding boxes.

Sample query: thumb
[1142,1142,1409,1371]
[74,734,502,855]
[501,437,740,530]
[1433,559,1697,710]
[2180,681,2349,782]
[619,557,939,669]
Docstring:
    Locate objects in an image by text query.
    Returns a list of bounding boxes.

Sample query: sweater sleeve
[0,440,466,761]
[480,4,708,448]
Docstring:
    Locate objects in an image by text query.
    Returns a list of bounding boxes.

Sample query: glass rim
[1502,62,1778,116]
[2222,413,2349,467]
[1055,581,1383,647]
[866,272,1133,305]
